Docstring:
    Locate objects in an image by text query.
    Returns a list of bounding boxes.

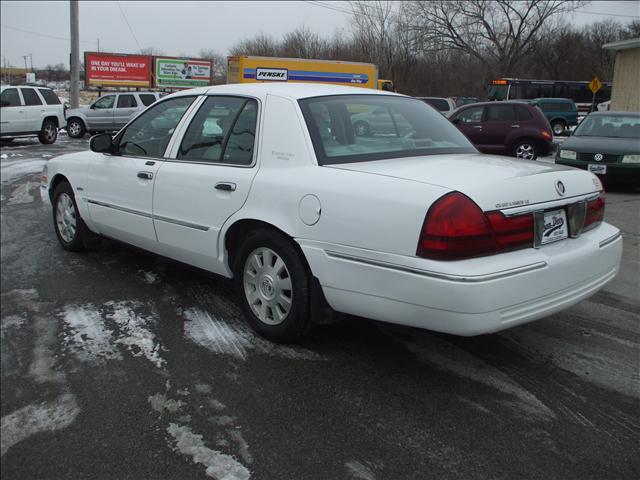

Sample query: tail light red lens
[584,194,605,230]
[417,192,534,260]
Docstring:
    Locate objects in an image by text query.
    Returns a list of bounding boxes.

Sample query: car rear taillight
[584,194,605,230]
[541,130,552,141]
[417,192,534,260]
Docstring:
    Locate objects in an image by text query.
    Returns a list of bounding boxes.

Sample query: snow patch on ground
[345,460,379,480]
[0,393,80,456]
[106,301,166,369]
[166,423,251,480]
[228,429,253,465]
[61,304,121,363]
[139,270,159,284]
[1,314,26,332]
[183,308,321,361]
[149,393,186,414]
[7,181,38,205]
[0,159,45,183]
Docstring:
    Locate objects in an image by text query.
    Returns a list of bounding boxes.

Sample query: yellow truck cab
[228,56,389,90]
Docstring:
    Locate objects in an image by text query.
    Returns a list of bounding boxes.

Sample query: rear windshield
[574,115,640,139]
[422,98,450,111]
[299,95,476,165]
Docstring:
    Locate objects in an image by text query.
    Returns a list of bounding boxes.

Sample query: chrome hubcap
[553,124,564,135]
[516,144,534,160]
[243,247,292,325]
[45,124,56,141]
[56,193,77,243]
[69,122,81,136]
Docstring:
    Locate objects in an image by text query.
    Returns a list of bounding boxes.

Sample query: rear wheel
[67,118,86,138]
[551,120,566,136]
[353,121,371,137]
[38,119,58,144]
[53,182,84,251]
[513,140,538,161]
[234,229,311,342]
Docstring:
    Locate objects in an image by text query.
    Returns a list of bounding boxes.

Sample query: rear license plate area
[588,164,607,174]
[535,208,569,246]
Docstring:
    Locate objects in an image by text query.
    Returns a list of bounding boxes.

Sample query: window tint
[524,84,539,99]
[516,107,533,121]
[178,96,246,163]
[39,88,61,105]
[457,106,484,123]
[223,100,258,165]
[117,94,137,108]
[1,88,21,107]
[94,95,115,109]
[139,94,157,107]
[539,84,553,98]
[299,95,476,165]
[20,88,43,106]
[540,102,572,112]
[487,105,515,122]
[422,98,450,111]
[117,96,195,158]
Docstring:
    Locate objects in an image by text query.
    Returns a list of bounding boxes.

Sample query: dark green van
[528,98,578,136]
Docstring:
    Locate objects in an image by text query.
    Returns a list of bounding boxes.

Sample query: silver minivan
[65,91,163,138]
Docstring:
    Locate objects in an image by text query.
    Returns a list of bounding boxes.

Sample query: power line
[1,24,97,44]
[116,1,142,53]
[575,9,639,18]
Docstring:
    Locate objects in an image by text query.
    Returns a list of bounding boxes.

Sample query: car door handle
[215,182,236,192]
[137,171,153,180]
[473,125,483,129]
[511,124,521,128]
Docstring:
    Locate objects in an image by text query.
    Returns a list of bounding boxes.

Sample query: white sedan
[42,83,622,342]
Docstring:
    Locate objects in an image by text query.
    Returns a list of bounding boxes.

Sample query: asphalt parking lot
[1,134,638,480]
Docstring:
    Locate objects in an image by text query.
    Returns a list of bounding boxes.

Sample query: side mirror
[90,133,114,153]
[90,104,96,109]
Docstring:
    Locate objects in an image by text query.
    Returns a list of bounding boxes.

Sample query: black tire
[52,182,85,251]
[67,118,86,138]
[353,120,371,137]
[551,120,566,136]
[234,229,311,342]
[512,139,538,161]
[38,119,58,144]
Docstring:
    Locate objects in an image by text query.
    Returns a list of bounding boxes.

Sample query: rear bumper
[298,223,622,336]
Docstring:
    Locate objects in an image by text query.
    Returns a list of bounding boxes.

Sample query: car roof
[458,100,533,108]
[531,97,575,102]
[166,82,402,100]
[587,110,640,117]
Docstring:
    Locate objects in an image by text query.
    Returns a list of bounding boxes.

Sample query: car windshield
[573,114,640,138]
[299,95,476,165]
[487,84,508,100]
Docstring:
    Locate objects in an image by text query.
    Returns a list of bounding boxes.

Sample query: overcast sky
[1,0,639,69]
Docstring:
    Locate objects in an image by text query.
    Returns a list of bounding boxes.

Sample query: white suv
[1,85,66,144]
[65,91,163,138]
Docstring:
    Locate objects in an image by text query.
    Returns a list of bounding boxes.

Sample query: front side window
[299,95,476,165]
[487,105,515,122]
[20,88,43,106]
[94,95,115,109]
[117,94,137,108]
[139,94,157,107]
[456,106,484,123]
[38,89,61,105]
[116,96,195,157]
[1,88,21,107]
[178,96,255,164]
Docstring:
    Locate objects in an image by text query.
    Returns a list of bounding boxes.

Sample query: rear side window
[38,88,61,105]
[516,107,533,121]
[223,100,258,165]
[487,105,515,121]
[117,95,137,108]
[139,94,157,107]
[422,99,450,112]
[542,102,573,112]
[1,88,22,107]
[20,88,43,106]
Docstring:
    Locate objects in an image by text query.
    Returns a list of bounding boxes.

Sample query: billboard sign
[85,52,151,87]
[154,57,212,89]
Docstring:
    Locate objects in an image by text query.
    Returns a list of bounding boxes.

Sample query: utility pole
[97,38,100,52]
[70,0,80,108]
[22,55,28,71]
[29,53,33,72]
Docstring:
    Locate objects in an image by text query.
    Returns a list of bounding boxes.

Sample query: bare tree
[405,0,584,77]
[199,48,227,82]
[140,47,165,56]
[229,33,279,56]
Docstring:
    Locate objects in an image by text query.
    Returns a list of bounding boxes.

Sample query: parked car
[350,105,413,136]
[454,96,480,107]
[527,98,578,136]
[0,85,66,144]
[65,91,163,138]
[416,97,457,117]
[42,83,621,342]
[556,111,640,183]
[450,101,553,160]
[597,100,611,112]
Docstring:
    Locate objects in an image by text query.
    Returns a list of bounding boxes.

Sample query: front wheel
[39,119,58,144]
[513,140,538,161]
[53,182,84,251]
[234,229,311,342]
[67,118,86,138]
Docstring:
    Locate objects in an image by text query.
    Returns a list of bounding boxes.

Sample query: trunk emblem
[594,153,603,161]
[555,180,566,196]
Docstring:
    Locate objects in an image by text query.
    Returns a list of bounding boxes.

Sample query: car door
[481,104,516,153]
[152,95,261,273]
[85,95,197,250]
[19,87,45,132]
[1,88,26,134]
[114,94,139,130]
[86,94,116,130]
[451,105,485,147]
